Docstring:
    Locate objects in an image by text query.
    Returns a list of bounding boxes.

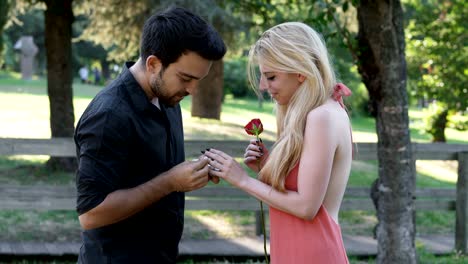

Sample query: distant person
[74,7,226,263]
[203,22,353,263]
[93,67,101,85]
[78,66,89,84]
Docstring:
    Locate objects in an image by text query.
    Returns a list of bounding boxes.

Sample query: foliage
[424,102,449,142]
[224,57,256,98]
[0,0,10,66]
[3,8,46,74]
[222,0,369,110]
[3,4,110,79]
[405,0,468,140]
[76,0,241,62]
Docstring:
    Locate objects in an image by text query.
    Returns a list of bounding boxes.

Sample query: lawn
[0,74,467,263]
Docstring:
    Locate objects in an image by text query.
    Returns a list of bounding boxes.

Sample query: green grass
[348,253,468,264]
[0,156,75,185]
[0,210,80,242]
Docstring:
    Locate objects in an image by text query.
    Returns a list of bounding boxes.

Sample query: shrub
[223,57,257,99]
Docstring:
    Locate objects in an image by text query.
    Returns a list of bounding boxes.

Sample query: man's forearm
[79,171,176,230]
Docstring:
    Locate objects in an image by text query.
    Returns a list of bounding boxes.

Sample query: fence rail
[0,137,467,253]
[1,137,467,160]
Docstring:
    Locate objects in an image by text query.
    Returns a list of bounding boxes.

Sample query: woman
[204,22,352,263]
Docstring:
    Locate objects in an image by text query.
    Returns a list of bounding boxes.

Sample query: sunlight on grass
[0,93,51,138]
[7,155,49,162]
[0,93,97,138]
[416,160,458,184]
[351,131,378,142]
[184,210,255,239]
[186,211,240,238]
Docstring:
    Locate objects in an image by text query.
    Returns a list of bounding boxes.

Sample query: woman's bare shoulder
[306,101,349,126]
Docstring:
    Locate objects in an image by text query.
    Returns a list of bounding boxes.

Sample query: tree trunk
[44,0,77,171]
[357,1,416,263]
[191,60,223,120]
[0,0,9,66]
[100,59,110,81]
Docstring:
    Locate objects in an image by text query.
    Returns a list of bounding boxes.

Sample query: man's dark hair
[140,7,226,68]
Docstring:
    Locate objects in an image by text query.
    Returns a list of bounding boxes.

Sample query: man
[74,7,226,263]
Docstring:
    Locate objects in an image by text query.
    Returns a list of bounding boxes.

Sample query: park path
[0,234,454,259]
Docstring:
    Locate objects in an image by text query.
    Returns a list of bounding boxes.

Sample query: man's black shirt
[75,62,185,263]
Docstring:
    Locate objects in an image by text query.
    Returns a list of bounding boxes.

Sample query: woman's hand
[203,148,249,188]
[244,139,269,173]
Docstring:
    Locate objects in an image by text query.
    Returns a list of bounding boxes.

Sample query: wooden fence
[0,138,467,253]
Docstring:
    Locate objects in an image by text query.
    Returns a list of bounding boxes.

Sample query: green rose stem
[244,119,268,263]
[256,135,269,264]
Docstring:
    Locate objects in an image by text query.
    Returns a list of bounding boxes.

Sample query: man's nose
[185,81,198,95]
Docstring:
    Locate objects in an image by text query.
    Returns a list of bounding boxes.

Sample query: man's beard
[149,70,186,107]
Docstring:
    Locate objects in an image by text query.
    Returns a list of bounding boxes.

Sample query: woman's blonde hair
[248,22,337,191]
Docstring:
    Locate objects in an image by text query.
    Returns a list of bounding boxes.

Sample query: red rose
[244,118,263,137]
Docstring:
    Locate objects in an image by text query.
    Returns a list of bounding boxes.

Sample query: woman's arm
[206,110,336,220]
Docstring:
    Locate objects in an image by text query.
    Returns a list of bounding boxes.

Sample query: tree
[405,0,467,142]
[191,60,224,119]
[355,1,416,262]
[7,0,76,171]
[43,0,76,170]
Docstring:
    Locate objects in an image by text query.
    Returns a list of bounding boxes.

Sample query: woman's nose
[259,76,268,91]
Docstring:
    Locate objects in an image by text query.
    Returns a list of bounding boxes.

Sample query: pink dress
[269,164,349,263]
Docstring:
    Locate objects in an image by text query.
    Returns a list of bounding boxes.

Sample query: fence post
[456,152,468,254]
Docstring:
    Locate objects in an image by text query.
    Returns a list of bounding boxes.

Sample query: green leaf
[343,1,349,12]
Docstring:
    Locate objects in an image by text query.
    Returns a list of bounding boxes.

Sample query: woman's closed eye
[266,76,275,81]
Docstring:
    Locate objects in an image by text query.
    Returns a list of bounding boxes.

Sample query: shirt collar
[121,61,162,114]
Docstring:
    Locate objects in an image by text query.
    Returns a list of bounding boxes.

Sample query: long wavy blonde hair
[248,22,337,192]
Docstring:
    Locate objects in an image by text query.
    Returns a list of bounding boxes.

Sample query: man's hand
[169,157,210,192]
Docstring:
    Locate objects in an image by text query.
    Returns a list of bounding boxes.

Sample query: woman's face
[259,65,304,105]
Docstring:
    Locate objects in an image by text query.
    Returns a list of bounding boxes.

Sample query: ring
[208,164,221,172]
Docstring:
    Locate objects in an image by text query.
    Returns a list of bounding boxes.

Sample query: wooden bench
[0,138,467,253]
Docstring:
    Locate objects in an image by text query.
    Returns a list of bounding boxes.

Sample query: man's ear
[297,74,306,83]
[146,55,162,74]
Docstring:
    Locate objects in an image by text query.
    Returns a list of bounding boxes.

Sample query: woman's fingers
[244,156,259,164]
[203,149,228,173]
[207,164,223,177]
[244,149,264,159]
[245,143,263,154]
[207,148,230,160]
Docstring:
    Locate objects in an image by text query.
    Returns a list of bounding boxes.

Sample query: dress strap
[332,83,352,109]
